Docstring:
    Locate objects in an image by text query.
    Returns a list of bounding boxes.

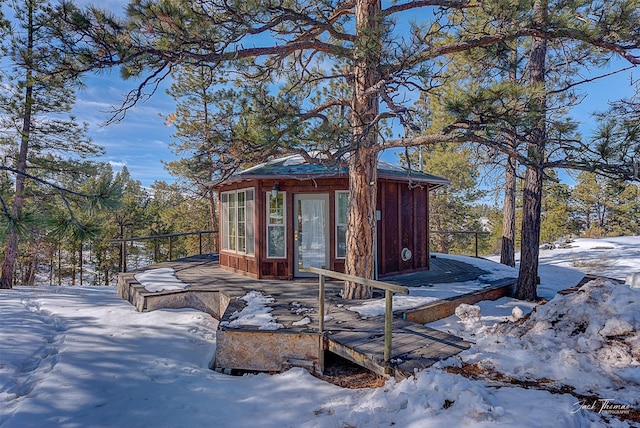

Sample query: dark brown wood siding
[377,180,430,277]
[414,186,429,269]
[378,181,399,274]
[219,253,259,278]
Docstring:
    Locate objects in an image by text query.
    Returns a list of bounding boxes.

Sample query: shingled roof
[215,154,449,188]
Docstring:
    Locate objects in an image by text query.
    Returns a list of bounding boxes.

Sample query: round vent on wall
[401,247,412,262]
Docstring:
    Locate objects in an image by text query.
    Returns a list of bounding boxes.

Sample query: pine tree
[0,0,105,289]
[540,176,578,243]
[572,171,640,237]
[587,92,640,180]
[435,0,621,298]
[164,65,243,229]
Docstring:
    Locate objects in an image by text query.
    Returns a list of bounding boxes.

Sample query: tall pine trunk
[432,215,450,254]
[57,247,62,286]
[207,189,218,253]
[0,1,34,290]
[79,242,83,286]
[514,0,547,301]
[500,49,518,268]
[501,152,517,267]
[343,0,381,299]
[24,255,36,286]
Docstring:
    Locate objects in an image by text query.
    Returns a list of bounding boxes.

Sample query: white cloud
[108,160,127,168]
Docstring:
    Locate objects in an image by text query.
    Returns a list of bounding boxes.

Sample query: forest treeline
[0,164,213,286]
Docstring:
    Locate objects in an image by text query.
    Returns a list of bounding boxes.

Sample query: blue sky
[74,72,179,187]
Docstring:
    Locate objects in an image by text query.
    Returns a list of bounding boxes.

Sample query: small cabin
[211,155,449,280]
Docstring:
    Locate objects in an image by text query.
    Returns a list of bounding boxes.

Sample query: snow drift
[461,279,640,407]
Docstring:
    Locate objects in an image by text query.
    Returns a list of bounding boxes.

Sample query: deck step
[403,279,515,324]
[326,319,470,379]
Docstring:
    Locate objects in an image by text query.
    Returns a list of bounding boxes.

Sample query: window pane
[336,192,348,258]
[221,193,229,250]
[337,192,349,224]
[269,194,284,225]
[337,225,347,258]
[237,196,245,252]
[238,222,245,252]
[238,192,245,220]
[228,195,236,250]
[246,191,255,254]
[238,205,245,222]
[267,192,285,258]
[267,226,285,258]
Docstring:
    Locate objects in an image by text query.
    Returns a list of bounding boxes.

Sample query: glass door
[294,194,329,277]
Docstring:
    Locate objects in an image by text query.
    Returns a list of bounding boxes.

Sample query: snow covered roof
[214,154,450,188]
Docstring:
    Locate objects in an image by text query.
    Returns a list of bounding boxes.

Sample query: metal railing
[305,266,409,374]
[430,230,490,257]
[109,230,218,272]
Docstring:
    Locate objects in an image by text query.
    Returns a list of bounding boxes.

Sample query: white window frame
[335,191,349,259]
[266,192,286,258]
[221,188,255,255]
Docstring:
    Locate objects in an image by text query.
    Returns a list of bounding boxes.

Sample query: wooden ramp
[117,255,514,379]
[326,319,470,378]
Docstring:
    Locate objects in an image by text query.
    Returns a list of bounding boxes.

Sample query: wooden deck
[117,255,515,379]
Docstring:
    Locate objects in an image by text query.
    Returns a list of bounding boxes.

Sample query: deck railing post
[121,241,127,273]
[110,231,218,273]
[120,241,124,272]
[475,232,479,257]
[318,273,325,333]
[384,289,393,372]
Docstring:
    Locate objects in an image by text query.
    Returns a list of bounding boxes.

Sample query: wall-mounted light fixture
[271,183,280,199]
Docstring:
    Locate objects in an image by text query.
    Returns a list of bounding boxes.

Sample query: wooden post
[318,273,325,375]
[79,242,83,286]
[384,289,393,373]
[169,236,173,261]
[475,232,479,257]
[123,241,127,273]
[318,274,325,333]
[199,233,203,255]
[58,246,62,286]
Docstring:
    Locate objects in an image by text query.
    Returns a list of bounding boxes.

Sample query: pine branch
[548,65,636,95]
[0,194,10,220]
[382,0,476,17]
[0,166,97,199]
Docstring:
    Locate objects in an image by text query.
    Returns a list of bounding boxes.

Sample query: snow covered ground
[1,237,639,427]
